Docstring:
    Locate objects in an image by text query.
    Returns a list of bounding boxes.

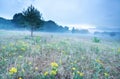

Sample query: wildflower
[118,48,120,53]
[81,56,85,59]
[35,67,38,70]
[104,73,109,76]
[74,61,77,63]
[9,54,11,56]
[19,55,23,58]
[28,62,32,65]
[77,71,80,74]
[9,67,17,74]
[2,46,6,49]
[72,67,76,70]
[9,43,14,46]
[21,48,25,51]
[77,71,84,76]
[22,69,25,72]
[95,59,103,64]
[18,77,22,79]
[44,71,49,76]
[4,58,7,61]
[50,70,57,75]
[79,72,84,76]
[51,62,58,68]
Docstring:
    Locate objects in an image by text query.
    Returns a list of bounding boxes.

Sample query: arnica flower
[28,62,32,65]
[22,69,25,72]
[79,72,84,76]
[19,55,23,58]
[104,73,109,76]
[95,59,103,65]
[9,43,14,46]
[51,62,58,68]
[18,77,22,79]
[77,71,84,76]
[72,67,76,71]
[59,59,62,64]
[35,67,38,70]
[50,70,57,75]
[44,71,49,76]
[2,46,6,49]
[74,61,77,63]
[9,67,17,74]
[118,48,120,53]
[21,48,26,51]
[77,71,80,74]
[81,56,85,59]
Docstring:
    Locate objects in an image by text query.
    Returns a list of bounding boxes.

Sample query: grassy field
[0,30,120,79]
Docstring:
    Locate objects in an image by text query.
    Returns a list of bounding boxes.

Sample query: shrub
[93,37,100,43]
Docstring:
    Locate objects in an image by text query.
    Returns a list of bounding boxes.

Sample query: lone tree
[23,5,43,36]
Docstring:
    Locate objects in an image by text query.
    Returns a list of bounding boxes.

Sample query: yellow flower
[80,72,84,76]
[81,56,85,59]
[2,46,6,49]
[77,71,84,76]
[28,62,32,65]
[51,62,58,68]
[44,71,48,76]
[21,48,25,51]
[118,48,120,53]
[35,67,38,70]
[74,61,77,63]
[9,43,14,46]
[72,67,76,70]
[19,55,23,58]
[77,71,80,74]
[104,73,109,76]
[95,59,103,64]
[50,70,57,75]
[59,59,62,64]
[18,77,22,79]
[22,69,25,72]
[9,67,17,74]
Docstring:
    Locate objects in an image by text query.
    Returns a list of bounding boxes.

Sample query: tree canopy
[23,5,43,36]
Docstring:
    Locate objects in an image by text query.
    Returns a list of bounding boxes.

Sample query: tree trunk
[31,27,33,37]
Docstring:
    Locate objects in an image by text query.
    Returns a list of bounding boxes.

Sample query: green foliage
[12,13,25,27]
[23,5,43,36]
[93,37,100,43]
[23,5,42,27]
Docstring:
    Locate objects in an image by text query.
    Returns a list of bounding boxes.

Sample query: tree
[71,27,75,33]
[23,5,43,36]
[12,13,25,27]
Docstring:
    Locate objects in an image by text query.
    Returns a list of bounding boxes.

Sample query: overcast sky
[0,0,120,30]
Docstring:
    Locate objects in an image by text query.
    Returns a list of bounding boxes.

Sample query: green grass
[0,30,120,79]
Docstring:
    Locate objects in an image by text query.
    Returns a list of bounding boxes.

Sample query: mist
[0,0,120,39]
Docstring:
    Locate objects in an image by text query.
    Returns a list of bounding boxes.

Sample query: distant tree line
[0,5,90,36]
[94,31,120,37]
[71,27,89,34]
[12,5,70,36]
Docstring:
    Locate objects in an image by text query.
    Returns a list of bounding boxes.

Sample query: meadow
[0,30,120,79]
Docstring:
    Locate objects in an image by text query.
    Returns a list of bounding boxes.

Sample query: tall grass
[0,31,120,79]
